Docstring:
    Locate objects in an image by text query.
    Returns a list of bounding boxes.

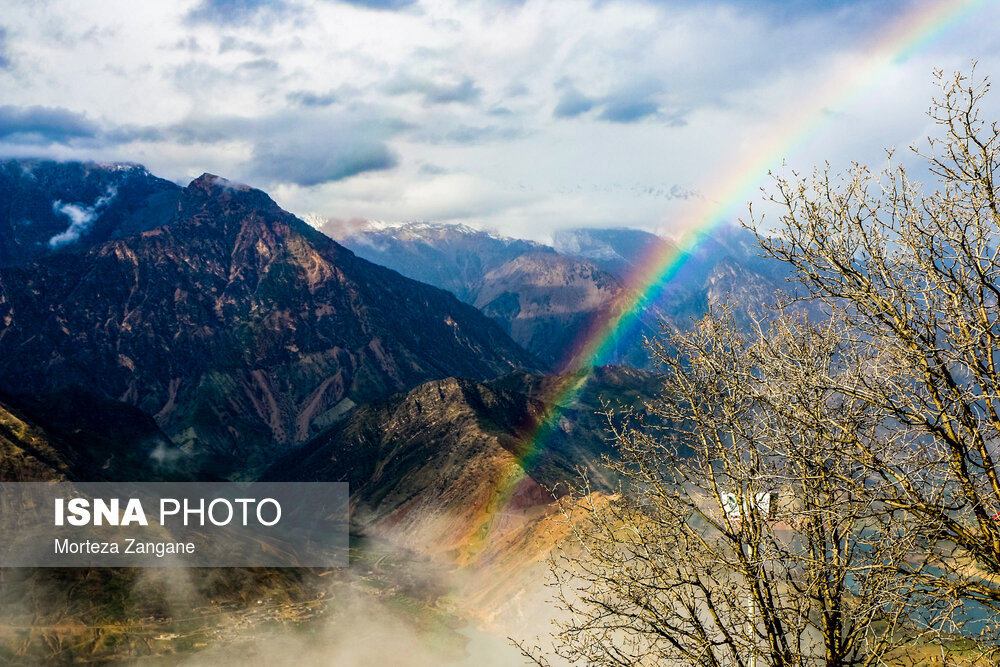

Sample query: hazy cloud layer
[0,106,99,144]
[0,0,998,240]
[0,26,9,69]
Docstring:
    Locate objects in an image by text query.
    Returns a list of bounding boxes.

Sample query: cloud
[0,105,99,144]
[338,0,418,9]
[202,109,406,186]
[172,36,202,53]
[553,76,668,125]
[286,90,339,107]
[505,83,530,98]
[251,138,397,186]
[553,87,595,118]
[412,123,524,145]
[235,57,279,73]
[218,36,267,55]
[49,186,117,248]
[187,0,414,24]
[0,26,9,69]
[104,124,167,143]
[387,75,482,106]
[598,98,659,123]
[129,107,405,186]
[3,0,999,241]
[424,77,481,105]
[186,0,301,25]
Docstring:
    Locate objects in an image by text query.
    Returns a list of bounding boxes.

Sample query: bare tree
[751,66,1000,622]
[525,67,1000,665]
[523,310,934,666]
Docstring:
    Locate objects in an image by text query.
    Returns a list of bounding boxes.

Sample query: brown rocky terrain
[0,169,538,477]
[332,221,794,371]
[265,366,659,564]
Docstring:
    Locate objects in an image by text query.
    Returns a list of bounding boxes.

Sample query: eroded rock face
[0,169,538,477]
[263,366,661,562]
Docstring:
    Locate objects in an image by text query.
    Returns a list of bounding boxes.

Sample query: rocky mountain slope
[473,253,624,369]
[552,226,674,278]
[553,225,794,320]
[0,159,786,662]
[331,221,793,370]
[0,391,186,482]
[0,159,182,267]
[329,221,638,369]
[0,165,538,477]
[325,221,550,303]
[265,366,659,563]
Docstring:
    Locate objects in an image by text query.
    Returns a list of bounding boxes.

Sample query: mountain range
[330,220,791,370]
[0,158,786,662]
[0,161,536,477]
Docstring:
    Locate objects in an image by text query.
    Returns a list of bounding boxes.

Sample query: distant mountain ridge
[552,227,674,277]
[327,221,643,369]
[327,221,553,303]
[329,220,793,370]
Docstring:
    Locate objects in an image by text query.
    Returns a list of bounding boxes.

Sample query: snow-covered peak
[305,217,541,248]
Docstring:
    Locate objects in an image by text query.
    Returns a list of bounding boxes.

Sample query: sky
[1,0,999,241]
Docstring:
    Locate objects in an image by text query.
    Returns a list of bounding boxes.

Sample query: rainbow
[468,0,990,555]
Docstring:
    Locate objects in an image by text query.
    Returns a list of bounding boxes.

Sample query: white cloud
[1,0,999,240]
[49,186,117,248]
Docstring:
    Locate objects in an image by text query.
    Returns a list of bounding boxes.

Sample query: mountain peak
[188,172,251,194]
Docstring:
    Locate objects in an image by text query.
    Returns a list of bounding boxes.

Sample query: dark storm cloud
[0,105,99,144]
